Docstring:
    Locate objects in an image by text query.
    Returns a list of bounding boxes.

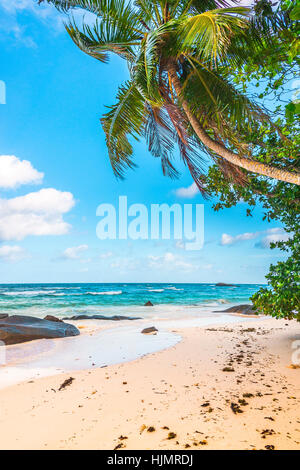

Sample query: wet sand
[0,317,299,450]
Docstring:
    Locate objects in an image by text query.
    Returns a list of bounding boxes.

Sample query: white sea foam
[166,287,184,291]
[2,290,57,296]
[86,290,123,296]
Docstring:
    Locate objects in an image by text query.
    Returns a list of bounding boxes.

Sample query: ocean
[0,283,265,388]
[0,283,264,320]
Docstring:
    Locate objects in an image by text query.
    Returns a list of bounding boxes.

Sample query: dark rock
[44,315,63,323]
[144,301,154,306]
[141,326,158,335]
[63,314,141,321]
[214,304,258,315]
[0,314,8,320]
[216,282,236,287]
[0,315,80,345]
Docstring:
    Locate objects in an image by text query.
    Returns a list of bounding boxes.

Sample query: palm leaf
[101,80,146,177]
[171,0,236,17]
[66,14,142,62]
[181,58,263,131]
[169,7,250,64]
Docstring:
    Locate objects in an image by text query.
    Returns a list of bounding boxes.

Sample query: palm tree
[41,0,300,188]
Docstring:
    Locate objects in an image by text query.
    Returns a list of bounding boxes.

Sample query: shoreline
[0,316,299,449]
[0,311,261,390]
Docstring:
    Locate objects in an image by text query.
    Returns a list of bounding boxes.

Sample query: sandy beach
[0,316,299,450]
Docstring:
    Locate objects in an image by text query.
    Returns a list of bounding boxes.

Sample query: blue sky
[0,0,288,284]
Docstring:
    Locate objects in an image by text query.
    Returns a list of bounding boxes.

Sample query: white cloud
[0,155,44,188]
[0,0,39,14]
[175,240,185,249]
[0,0,64,47]
[175,182,199,199]
[110,257,140,271]
[0,188,75,241]
[221,231,259,246]
[256,230,290,249]
[99,251,113,259]
[0,244,27,262]
[221,227,289,248]
[0,0,61,21]
[61,244,89,260]
[148,252,194,271]
[165,252,176,262]
[0,0,97,48]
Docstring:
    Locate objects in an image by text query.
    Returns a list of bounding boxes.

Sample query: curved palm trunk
[168,63,300,186]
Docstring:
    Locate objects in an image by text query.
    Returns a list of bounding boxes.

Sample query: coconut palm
[40,0,300,188]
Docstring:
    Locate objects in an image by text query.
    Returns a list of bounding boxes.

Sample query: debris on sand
[238,399,248,406]
[114,442,125,450]
[230,402,244,414]
[140,424,147,434]
[147,426,155,432]
[58,377,74,391]
[167,432,177,439]
[206,328,233,333]
[261,429,275,439]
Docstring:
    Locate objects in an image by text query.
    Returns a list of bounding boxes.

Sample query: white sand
[0,316,299,450]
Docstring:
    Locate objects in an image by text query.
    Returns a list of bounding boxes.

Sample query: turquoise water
[0,283,264,319]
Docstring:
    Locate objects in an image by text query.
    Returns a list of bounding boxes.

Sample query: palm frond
[40,0,135,19]
[168,7,250,64]
[180,58,264,133]
[161,97,209,193]
[170,0,236,17]
[145,105,180,178]
[133,22,176,102]
[101,80,146,177]
[133,0,161,27]
[226,10,294,67]
[66,14,142,63]
[38,0,77,12]
[177,133,209,195]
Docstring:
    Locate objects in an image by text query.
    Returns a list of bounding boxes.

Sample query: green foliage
[205,162,300,320]
[252,257,300,320]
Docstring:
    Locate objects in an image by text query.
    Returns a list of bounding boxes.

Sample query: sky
[0,0,288,284]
